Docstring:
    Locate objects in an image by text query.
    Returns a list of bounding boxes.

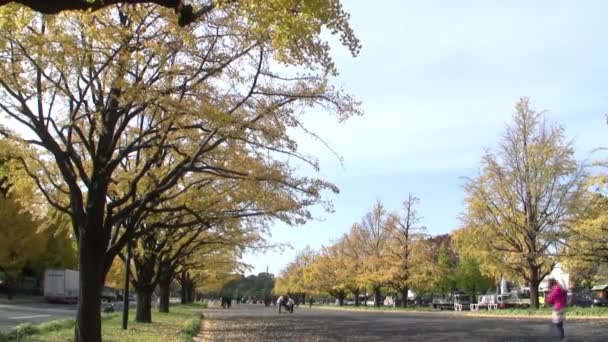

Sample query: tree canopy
[459,97,585,308]
[0,2,360,340]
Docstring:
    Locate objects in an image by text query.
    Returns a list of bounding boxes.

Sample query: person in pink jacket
[545,278,567,339]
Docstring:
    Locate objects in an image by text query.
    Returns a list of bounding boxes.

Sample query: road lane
[198,304,608,342]
[0,303,76,329]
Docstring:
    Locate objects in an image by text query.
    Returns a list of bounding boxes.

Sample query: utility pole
[122,240,132,330]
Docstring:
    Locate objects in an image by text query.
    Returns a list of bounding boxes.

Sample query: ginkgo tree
[0,139,76,298]
[276,198,435,307]
[129,216,262,321]
[0,3,360,340]
[175,244,246,305]
[121,144,322,321]
[274,246,316,302]
[340,227,365,306]
[561,164,608,287]
[0,140,43,290]
[0,187,45,299]
[384,194,431,307]
[308,243,351,305]
[460,98,586,309]
[351,201,392,307]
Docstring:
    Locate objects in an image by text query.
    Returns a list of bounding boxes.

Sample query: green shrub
[0,319,76,341]
[36,318,75,332]
[0,323,34,342]
[13,323,37,335]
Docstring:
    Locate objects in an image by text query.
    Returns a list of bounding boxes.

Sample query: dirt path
[197,304,608,341]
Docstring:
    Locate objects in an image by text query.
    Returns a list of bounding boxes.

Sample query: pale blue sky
[243,0,608,275]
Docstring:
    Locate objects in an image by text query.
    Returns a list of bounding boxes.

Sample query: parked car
[454,294,472,310]
[497,292,530,308]
[431,293,471,310]
[569,292,593,307]
[101,286,118,302]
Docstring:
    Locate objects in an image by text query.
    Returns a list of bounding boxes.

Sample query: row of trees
[276,98,608,310]
[0,1,361,341]
[211,272,275,302]
[274,199,494,308]
[0,139,78,298]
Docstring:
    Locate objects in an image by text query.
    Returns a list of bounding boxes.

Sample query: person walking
[277,295,285,314]
[287,296,295,313]
[545,278,567,339]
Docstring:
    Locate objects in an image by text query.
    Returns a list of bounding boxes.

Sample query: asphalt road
[0,302,76,330]
[198,304,608,342]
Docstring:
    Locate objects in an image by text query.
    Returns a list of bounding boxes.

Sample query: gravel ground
[197,304,608,342]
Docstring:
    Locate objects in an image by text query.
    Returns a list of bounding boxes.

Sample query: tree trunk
[337,291,345,306]
[5,279,13,300]
[472,286,478,304]
[529,271,540,309]
[187,282,194,303]
[75,238,104,342]
[180,282,187,304]
[159,276,170,313]
[180,274,194,304]
[353,288,360,307]
[135,289,153,323]
[400,287,409,308]
[373,286,382,308]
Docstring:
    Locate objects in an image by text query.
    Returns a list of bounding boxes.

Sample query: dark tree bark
[182,281,194,303]
[529,269,540,309]
[135,289,153,323]
[336,291,346,306]
[1,0,176,13]
[188,282,195,303]
[400,286,409,308]
[179,272,196,304]
[352,288,360,307]
[2,0,220,27]
[4,279,13,300]
[130,243,159,323]
[75,234,105,342]
[373,286,382,308]
[180,285,186,305]
[179,272,187,304]
[159,276,171,313]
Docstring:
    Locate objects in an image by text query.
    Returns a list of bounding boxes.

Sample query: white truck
[44,269,79,303]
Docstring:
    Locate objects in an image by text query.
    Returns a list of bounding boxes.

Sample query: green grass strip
[176,313,204,342]
[0,304,206,342]
[0,318,76,342]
